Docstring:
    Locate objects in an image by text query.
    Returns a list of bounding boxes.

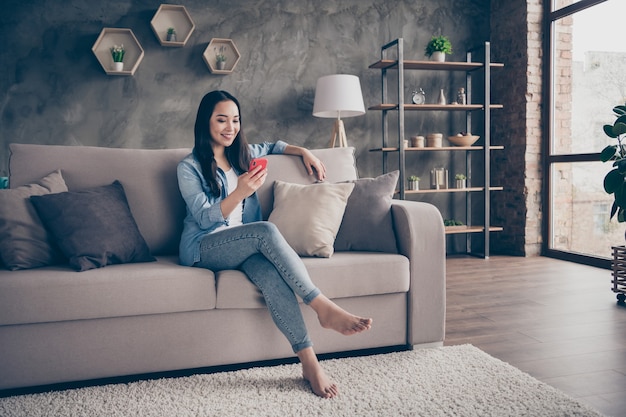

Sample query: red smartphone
[249,157,268,172]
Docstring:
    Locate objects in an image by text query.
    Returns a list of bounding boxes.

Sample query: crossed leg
[300,295,372,398]
[309,294,373,336]
[204,225,372,398]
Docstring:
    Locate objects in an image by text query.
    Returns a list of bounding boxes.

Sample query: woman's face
[209,100,240,149]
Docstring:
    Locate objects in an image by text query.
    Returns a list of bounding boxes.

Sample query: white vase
[431,51,445,62]
[437,89,446,105]
[217,61,226,70]
[456,179,466,189]
[112,61,123,72]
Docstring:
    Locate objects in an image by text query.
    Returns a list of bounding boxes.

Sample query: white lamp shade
[313,74,366,119]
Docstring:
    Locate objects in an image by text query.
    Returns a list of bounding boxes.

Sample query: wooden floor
[445,255,626,417]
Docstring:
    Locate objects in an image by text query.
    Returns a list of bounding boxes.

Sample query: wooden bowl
[448,135,479,146]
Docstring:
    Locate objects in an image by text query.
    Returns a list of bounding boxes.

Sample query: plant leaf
[601,145,617,162]
[614,105,626,115]
[614,122,626,136]
[616,159,626,173]
[617,182,626,207]
[611,201,618,219]
[604,169,623,193]
[605,124,618,138]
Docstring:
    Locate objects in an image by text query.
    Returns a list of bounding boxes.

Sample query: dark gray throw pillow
[334,170,400,253]
[31,180,155,272]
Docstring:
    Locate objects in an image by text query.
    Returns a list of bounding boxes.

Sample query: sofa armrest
[391,200,446,346]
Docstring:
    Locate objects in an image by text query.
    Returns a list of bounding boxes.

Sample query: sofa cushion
[8,144,191,256]
[268,180,355,258]
[335,170,399,253]
[0,170,68,270]
[31,181,155,271]
[215,252,410,309]
[0,256,216,326]
[9,145,359,257]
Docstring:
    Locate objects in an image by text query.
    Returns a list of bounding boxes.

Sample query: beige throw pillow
[268,180,355,257]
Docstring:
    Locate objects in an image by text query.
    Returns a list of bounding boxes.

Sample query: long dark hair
[193,90,251,197]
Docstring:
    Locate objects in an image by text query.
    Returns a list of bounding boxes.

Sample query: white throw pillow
[268,180,355,257]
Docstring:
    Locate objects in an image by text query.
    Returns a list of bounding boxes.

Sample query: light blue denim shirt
[177,140,288,266]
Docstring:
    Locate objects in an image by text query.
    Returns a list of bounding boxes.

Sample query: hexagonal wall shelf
[150,4,195,47]
[92,28,144,76]
[203,38,241,74]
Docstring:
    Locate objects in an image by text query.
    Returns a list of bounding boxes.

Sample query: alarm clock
[412,88,426,105]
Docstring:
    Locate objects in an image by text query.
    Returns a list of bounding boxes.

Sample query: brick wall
[490,0,544,256]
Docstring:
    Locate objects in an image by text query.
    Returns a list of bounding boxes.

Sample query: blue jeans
[195,221,320,353]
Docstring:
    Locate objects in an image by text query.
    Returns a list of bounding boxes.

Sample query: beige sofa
[0,143,445,392]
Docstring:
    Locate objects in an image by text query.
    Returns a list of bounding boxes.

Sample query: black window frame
[542,0,611,269]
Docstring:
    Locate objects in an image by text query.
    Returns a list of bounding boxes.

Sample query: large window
[546,0,626,266]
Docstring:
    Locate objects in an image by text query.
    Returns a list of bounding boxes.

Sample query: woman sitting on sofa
[177,90,372,399]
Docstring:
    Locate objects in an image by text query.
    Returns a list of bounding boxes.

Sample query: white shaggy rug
[0,345,605,417]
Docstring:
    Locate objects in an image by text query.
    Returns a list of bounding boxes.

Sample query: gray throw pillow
[31,180,155,272]
[0,170,68,270]
[334,170,400,253]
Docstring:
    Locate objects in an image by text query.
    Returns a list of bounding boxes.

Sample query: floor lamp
[313,74,366,148]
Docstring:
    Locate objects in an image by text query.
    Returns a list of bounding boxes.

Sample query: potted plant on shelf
[408,175,420,191]
[215,45,227,70]
[444,219,464,227]
[110,44,125,71]
[600,102,626,223]
[455,173,467,189]
[424,35,452,62]
[166,27,177,42]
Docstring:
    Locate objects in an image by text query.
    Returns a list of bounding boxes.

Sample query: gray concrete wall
[0,0,491,178]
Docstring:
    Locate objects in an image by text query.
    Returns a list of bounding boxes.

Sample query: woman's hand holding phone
[236,158,267,198]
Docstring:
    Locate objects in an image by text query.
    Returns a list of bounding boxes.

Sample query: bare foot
[310,295,373,336]
[298,347,338,399]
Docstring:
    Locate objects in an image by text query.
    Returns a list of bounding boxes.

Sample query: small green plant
[110,44,125,62]
[408,175,420,181]
[600,102,626,222]
[444,219,464,226]
[455,173,466,180]
[215,45,227,63]
[424,36,452,57]
[166,27,177,42]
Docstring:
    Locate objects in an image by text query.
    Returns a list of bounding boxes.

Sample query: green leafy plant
[600,103,626,222]
[408,175,420,181]
[110,44,125,63]
[444,219,464,226]
[166,27,177,42]
[424,36,452,57]
[215,45,227,63]
[455,173,467,180]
